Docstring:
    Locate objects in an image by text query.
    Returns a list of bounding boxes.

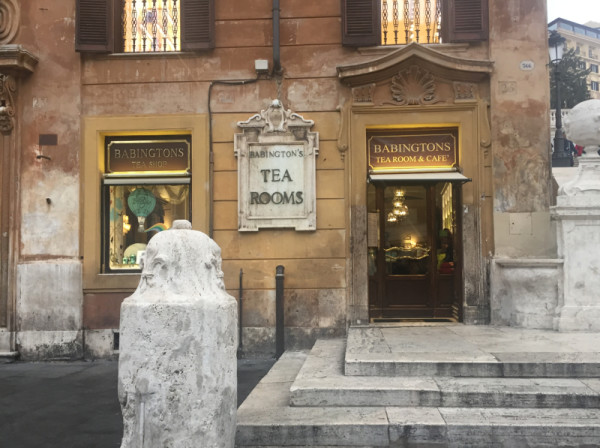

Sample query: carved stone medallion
[0,74,15,134]
[352,83,376,104]
[454,82,477,101]
[390,65,440,106]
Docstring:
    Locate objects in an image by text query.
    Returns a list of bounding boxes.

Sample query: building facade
[1,0,555,360]
[549,18,600,99]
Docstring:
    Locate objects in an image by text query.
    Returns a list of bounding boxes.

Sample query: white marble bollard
[118,220,238,448]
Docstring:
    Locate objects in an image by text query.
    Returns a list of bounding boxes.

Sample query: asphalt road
[0,357,275,448]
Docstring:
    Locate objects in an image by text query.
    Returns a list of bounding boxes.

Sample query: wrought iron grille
[123,0,180,52]
[381,0,441,45]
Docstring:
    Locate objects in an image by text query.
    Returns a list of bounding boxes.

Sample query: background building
[0,0,555,360]
[549,17,600,98]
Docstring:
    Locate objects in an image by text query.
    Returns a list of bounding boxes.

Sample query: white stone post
[552,100,600,331]
[118,220,238,447]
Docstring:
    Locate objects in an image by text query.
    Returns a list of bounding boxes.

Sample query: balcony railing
[381,0,441,45]
[122,0,180,52]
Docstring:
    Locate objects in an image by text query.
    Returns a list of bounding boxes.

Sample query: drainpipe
[273,0,281,74]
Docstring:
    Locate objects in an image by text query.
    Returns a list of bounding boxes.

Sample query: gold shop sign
[106,138,191,173]
[368,128,458,172]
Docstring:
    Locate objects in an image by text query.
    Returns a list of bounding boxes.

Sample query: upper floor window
[122,0,180,52]
[591,64,599,73]
[381,0,441,45]
[592,81,599,92]
[590,47,597,59]
[76,0,214,53]
[342,0,488,47]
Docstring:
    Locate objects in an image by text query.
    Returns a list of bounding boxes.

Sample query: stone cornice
[0,44,38,76]
[337,42,493,87]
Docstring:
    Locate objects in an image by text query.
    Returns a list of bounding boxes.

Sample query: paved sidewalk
[0,357,275,448]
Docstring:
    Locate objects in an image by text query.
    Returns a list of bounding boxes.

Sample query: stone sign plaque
[235,100,318,231]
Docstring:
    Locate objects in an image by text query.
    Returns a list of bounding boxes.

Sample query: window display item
[127,188,157,231]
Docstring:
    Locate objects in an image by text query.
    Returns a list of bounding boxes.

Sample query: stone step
[290,340,600,408]
[345,326,600,377]
[236,350,600,447]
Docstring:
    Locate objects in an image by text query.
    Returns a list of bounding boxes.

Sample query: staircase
[236,325,600,447]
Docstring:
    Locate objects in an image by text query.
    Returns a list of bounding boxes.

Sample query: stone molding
[337,42,493,87]
[493,258,563,268]
[0,45,38,76]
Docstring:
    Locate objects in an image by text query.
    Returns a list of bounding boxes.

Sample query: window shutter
[342,0,381,47]
[442,0,488,43]
[76,0,115,52]
[181,0,215,51]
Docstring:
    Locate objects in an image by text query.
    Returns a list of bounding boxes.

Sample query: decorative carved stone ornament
[336,102,349,159]
[0,0,19,45]
[0,74,16,134]
[390,65,440,106]
[453,82,477,101]
[235,100,319,231]
[352,83,376,104]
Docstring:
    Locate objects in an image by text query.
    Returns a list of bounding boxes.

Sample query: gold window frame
[82,114,209,292]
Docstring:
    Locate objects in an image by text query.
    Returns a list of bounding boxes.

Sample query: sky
[547,0,600,25]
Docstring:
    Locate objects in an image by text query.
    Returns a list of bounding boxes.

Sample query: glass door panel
[383,185,429,276]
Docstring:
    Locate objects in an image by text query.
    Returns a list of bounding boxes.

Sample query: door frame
[347,105,488,326]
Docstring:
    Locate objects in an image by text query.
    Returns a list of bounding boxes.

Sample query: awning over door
[369,172,471,183]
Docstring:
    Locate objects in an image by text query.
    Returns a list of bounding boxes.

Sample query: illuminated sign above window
[106,137,191,174]
[368,128,458,172]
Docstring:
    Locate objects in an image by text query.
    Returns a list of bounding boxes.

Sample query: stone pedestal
[552,99,600,331]
[118,220,238,448]
[552,153,600,331]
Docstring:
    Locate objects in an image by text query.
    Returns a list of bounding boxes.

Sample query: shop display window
[101,135,191,273]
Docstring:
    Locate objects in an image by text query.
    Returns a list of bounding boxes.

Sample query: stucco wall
[79,0,351,355]
[12,2,82,357]
[489,0,556,258]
